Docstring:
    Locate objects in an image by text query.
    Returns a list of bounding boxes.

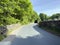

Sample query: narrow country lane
[0,23,60,45]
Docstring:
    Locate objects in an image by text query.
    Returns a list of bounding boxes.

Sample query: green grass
[0,35,5,41]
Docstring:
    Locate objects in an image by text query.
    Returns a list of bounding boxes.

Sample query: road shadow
[1,35,45,45]
[10,24,60,45]
[10,35,43,45]
[1,34,60,45]
[33,24,49,35]
[2,35,17,42]
[0,24,60,45]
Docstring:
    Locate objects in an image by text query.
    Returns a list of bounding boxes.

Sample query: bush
[5,16,20,25]
[38,20,60,34]
[0,35,5,41]
[0,15,20,25]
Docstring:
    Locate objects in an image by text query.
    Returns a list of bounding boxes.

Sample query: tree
[50,13,60,20]
[39,13,48,21]
[0,0,39,25]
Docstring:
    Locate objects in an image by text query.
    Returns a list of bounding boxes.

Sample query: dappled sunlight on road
[0,23,60,45]
[16,28,41,39]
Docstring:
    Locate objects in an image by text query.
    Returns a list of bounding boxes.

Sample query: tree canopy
[39,13,60,21]
[50,13,60,20]
[39,13,48,21]
[0,0,39,25]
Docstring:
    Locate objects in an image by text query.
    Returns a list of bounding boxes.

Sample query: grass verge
[39,26,60,37]
[0,35,6,41]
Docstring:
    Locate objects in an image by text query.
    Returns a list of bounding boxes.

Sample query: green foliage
[50,13,60,20]
[0,15,19,25]
[0,35,5,41]
[5,16,19,25]
[39,13,60,34]
[39,21,60,34]
[0,0,39,25]
[39,13,48,21]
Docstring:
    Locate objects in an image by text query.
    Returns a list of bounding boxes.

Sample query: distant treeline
[39,13,60,21]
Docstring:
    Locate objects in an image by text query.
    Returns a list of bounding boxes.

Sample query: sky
[31,0,60,16]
